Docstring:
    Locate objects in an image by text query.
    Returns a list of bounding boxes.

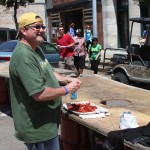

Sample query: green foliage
[133,0,150,5]
[0,0,35,8]
[0,0,35,29]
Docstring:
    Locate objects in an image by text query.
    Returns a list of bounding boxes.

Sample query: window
[41,42,59,54]
[0,31,7,43]
[9,30,17,40]
[0,41,17,52]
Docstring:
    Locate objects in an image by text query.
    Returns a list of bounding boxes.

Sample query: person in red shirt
[56,26,77,74]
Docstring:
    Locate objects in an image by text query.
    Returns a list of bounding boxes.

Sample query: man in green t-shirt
[9,12,81,150]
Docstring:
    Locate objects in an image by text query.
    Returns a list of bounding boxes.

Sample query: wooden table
[61,75,150,150]
[62,107,150,137]
[61,106,150,150]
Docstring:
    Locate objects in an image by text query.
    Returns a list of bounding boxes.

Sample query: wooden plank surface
[63,75,150,115]
[61,75,150,150]
[61,75,150,136]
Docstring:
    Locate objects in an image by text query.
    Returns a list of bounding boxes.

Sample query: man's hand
[57,45,66,49]
[65,79,81,93]
[66,77,81,85]
[54,72,82,86]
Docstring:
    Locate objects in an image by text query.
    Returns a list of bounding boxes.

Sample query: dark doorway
[140,3,149,35]
[117,0,129,48]
[60,9,83,36]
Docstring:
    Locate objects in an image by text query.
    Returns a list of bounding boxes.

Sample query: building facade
[0,0,149,49]
[46,0,145,49]
[46,0,103,46]
[102,0,141,49]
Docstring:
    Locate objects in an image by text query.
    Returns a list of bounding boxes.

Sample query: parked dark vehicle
[0,28,17,45]
[111,18,150,85]
[0,40,60,67]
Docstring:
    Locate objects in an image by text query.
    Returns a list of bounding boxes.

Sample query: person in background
[69,22,75,37]
[88,37,102,74]
[56,26,78,75]
[9,12,81,150]
[73,29,87,77]
[143,24,149,38]
[140,24,149,45]
[84,25,92,50]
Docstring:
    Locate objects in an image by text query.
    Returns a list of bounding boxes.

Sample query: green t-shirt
[9,42,62,143]
[89,44,102,60]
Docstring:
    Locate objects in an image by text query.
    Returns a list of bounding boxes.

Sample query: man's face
[58,27,64,36]
[25,22,45,44]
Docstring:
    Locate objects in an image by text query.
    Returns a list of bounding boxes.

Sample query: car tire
[112,72,129,84]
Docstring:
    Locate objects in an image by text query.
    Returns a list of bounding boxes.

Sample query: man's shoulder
[64,33,71,38]
[64,34,74,41]
[57,34,70,39]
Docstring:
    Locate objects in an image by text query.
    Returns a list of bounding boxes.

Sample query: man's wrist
[63,86,69,95]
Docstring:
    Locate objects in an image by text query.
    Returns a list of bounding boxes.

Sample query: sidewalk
[0,104,27,150]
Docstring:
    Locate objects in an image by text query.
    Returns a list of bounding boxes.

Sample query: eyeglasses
[28,25,46,30]
[59,29,64,31]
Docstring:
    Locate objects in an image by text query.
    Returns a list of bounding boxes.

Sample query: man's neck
[20,39,37,50]
[59,33,65,38]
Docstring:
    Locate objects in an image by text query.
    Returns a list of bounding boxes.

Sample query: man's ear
[20,27,27,36]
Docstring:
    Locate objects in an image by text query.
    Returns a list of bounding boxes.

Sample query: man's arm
[57,42,75,49]
[32,86,67,101]
[67,42,75,48]
[32,71,81,101]
[57,34,75,49]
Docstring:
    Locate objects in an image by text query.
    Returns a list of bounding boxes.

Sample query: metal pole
[92,0,98,37]
[45,14,50,42]
[45,0,50,42]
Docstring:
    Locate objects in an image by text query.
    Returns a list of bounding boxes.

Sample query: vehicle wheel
[112,72,129,84]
